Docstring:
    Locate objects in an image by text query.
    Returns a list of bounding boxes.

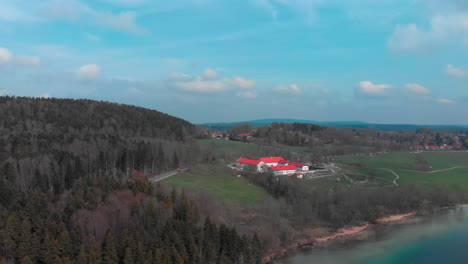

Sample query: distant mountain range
[198,119,468,131]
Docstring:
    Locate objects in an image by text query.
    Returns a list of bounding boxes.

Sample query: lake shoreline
[262,212,418,264]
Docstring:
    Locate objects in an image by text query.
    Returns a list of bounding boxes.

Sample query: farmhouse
[258,157,289,167]
[288,162,309,171]
[269,165,297,176]
[236,158,267,173]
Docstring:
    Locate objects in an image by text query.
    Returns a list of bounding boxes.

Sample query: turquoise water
[276,208,468,264]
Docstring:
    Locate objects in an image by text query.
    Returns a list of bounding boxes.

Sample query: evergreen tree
[19,256,33,264]
[103,232,119,264]
[87,237,102,264]
[17,218,33,261]
[124,247,134,264]
[76,247,88,264]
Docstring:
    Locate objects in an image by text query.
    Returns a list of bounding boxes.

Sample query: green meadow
[337,152,468,190]
[165,162,270,204]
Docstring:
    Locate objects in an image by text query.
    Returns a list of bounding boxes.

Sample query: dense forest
[0,97,262,264]
[0,97,202,193]
[0,178,262,264]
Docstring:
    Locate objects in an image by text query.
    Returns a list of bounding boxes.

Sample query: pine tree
[76,247,88,264]
[124,247,134,264]
[19,256,33,264]
[58,231,72,258]
[144,250,154,264]
[103,232,119,264]
[88,237,102,264]
[17,218,33,261]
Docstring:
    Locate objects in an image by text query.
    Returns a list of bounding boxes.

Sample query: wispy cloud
[0,0,147,34]
[406,83,431,95]
[437,98,455,104]
[167,69,256,95]
[355,81,392,98]
[275,84,302,95]
[446,64,468,78]
[78,64,101,81]
[0,47,13,65]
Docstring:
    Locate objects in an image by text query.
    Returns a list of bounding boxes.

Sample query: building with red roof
[236,158,267,173]
[236,158,260,165]
[259,157,288,167]
[288,162,309,171]
[269,165,297,176]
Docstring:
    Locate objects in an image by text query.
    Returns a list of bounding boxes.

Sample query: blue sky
[1,0,468,124]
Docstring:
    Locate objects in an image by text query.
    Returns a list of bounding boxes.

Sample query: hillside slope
[0,96,200,194]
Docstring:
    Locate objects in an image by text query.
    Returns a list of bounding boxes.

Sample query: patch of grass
[165,162,270,204]
[337,152,468,190]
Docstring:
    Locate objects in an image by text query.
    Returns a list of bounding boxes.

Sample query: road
[149,168,188,183]
[379,168,400,187]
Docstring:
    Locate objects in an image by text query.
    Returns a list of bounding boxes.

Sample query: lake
[275,207,468,264]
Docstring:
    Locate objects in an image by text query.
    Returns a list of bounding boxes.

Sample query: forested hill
[0,96,200,194]
[0,96,195,140]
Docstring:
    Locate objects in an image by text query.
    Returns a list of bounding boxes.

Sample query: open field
[164,162,270,204]
[337,152,468,190]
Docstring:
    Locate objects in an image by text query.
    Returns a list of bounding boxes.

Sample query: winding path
[379,168,400,187]
[405,166,468,174]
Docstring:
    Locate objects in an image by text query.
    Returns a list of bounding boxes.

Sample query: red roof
[237,158,260,165]
[259,157,288,164]
[288,162,307,167]
[270,165,297,171]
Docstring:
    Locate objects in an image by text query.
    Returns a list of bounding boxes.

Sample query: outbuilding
[269,165,297,176]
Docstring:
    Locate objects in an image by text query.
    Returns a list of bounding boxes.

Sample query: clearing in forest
[164,162,270,204]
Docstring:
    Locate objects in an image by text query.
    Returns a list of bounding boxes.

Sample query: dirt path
[406,166,468,174]
[379,168,400,187]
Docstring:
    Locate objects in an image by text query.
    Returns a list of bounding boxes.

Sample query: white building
[270,165,297,176]
[259,157,288,167]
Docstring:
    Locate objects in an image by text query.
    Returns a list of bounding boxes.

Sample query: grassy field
[164,162,270,204]
[337,152,468,190]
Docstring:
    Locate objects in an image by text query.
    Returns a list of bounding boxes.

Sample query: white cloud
[202,68,219,80]
[232,77,255,90]
[40,94,50,99]
[0,89,7,96]
[15,55,41,66]
[388,11,468,53]
[78,64,101,80]
[405,83,431,95]
[95,11,146,34]
[169,69,256,94]
[174,78,228,93]
[2,0,146,34]
[275,84,302,95]
[0,47,13,65]
[437,98,455,104]
[356,81,392,97]
[388,24,433,53]
[238,91,257,99]
[446,64,468,78]
[289,84,302,95]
